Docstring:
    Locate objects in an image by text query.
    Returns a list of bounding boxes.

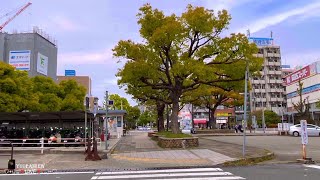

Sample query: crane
[0,2,32,31]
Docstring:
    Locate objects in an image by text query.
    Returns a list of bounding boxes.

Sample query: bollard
[41,137,44,154]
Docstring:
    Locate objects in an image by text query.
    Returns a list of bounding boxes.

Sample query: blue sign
[248,37,273,46]
[281,65,291,69]
[65,70,76,76]
[287,83,320,98]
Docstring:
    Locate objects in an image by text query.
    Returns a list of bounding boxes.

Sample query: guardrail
[0,138,102,154]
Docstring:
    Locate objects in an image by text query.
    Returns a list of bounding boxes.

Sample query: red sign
[285,66,310,85]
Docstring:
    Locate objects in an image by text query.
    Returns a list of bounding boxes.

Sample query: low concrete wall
[158,137,199,148]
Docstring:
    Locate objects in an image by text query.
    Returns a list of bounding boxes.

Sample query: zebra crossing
[91,167,245,180]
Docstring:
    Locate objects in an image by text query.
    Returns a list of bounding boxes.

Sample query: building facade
[285,61,320,117]
[0,28,57,80]
[249,37,284,115]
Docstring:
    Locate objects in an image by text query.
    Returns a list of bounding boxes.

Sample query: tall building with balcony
[249,37,284,115]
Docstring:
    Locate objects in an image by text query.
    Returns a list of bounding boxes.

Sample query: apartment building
[249,37,284,115]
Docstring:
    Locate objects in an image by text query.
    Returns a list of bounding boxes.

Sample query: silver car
[289,124,320,137]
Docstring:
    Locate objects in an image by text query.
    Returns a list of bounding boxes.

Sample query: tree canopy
[114,4,263,133]
[252,110,280,127]
[0,61,86,112]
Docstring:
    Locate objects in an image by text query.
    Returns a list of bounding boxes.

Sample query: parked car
[289,124,320,137]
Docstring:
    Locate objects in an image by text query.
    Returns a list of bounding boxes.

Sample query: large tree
[58,79,87,111]
[252,110,280,127]
[0,62,86,112]
[125,106,141,129]
[114,4,262,133]
[0,62,33,112]
[185,85,244,128]
[105,94,130,110]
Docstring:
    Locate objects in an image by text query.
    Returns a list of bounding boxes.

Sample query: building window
[117,116,122,127]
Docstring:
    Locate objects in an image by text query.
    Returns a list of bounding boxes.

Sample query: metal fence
[0,138,101,154]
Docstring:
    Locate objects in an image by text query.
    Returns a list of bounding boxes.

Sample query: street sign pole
[300,120,308,160]
[243,61,249,157]
[105,91,109,150]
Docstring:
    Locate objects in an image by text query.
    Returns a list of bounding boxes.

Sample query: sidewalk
[0,131,271,171]
[0,138,121,154]
[194,130,278,137]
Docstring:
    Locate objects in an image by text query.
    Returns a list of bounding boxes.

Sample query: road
[1,164,320,180]
[203,136,320,162]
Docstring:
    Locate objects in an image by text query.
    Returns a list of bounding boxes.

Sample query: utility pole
[262,108,265,133]
[243,61,249,157]
[104,91,109,150]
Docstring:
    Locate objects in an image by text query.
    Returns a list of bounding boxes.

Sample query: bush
[157,131,192,138]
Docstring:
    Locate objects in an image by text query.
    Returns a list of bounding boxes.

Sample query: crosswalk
[91,168,245,180]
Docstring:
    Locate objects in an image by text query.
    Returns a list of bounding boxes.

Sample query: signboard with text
[65,70,76,76]
[9,50,31,70]
[37,53,48,76]
[300,120,308,145]
[248,37,273,46]
[285,66,310,85]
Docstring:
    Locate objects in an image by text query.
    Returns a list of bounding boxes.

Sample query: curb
[101,137,122,155]
[222,151,275,167]
[194,134,278,137]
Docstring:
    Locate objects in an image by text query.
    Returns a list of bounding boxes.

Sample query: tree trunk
[171,98,180,134]
[156,101,165,132]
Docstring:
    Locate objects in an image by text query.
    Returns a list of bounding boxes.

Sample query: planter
[196,129,234,134]
[148,132,157,137]
[151,134,159,141]
[158,137,199,148]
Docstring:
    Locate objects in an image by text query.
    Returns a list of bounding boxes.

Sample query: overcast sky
[2,0,320,105]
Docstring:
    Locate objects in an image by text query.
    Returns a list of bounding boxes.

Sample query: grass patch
[223,153,275,167]
[157,131,192,138]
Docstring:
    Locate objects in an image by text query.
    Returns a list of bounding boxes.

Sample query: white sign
[9,50,31,70]
[37,53,48,75]
[300,120,308,145]
[216,120,227,124]
[277,123,293,131]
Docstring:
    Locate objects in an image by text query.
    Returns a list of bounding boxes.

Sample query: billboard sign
[37,53,48,75]
[65,70,76,76]
[248,37,273,46]
[9,50,31,70]
[285,65,310,85]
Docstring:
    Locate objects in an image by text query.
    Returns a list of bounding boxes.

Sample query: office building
[249,37,284,115]
[0,27,57,80]
[285,61,320,118]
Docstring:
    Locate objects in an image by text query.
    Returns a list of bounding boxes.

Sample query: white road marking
[0,171,95,176]
[98,168,223,175]
[304,164,320,169]
[94,172,233,179]
[149,177,245,180]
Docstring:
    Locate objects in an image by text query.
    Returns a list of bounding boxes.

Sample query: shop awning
[193,119,207,124]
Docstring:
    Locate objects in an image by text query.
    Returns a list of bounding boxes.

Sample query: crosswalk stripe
[149,177,245,180]
[304,164,320,169]
[92,172,233,179]
[97,168,223,175]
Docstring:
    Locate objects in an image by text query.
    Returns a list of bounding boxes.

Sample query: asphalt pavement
[1,164,320,180]
[202,136,320,162]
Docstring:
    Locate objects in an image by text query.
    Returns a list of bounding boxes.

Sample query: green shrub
[157,131,192,138]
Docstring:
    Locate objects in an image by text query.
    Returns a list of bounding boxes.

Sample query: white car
[289,124,320,137]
